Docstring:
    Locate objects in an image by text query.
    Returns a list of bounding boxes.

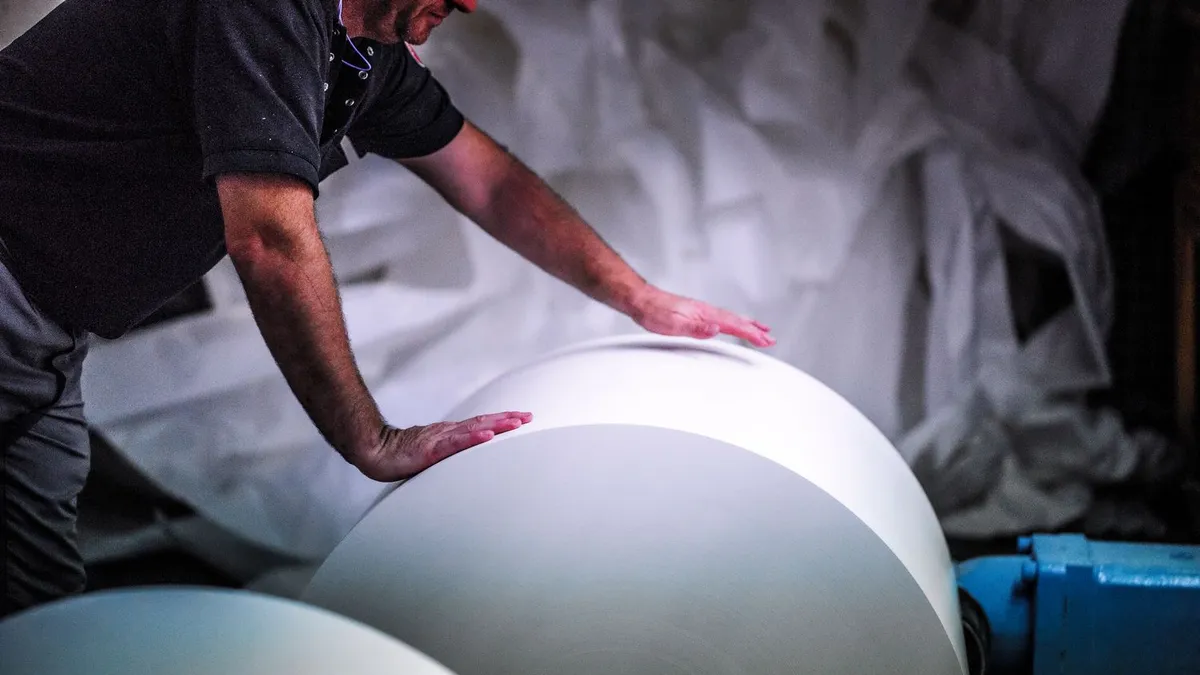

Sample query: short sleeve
[193,0,328,193]
[347,45,465,159]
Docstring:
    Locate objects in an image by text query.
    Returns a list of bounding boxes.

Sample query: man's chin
[400,17,440,45]
[402,29,432,45]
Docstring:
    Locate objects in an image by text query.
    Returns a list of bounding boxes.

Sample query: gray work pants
[0,252,91,618]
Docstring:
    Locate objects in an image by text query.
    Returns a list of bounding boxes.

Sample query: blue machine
[956,534,1200,674]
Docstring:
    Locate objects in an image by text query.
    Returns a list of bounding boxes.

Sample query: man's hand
[352,411,533,482]
[625,286,776,347]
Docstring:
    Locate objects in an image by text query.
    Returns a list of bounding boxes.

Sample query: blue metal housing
[956,533,1200,675]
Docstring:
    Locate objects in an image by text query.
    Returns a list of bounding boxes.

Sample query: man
[0,0,774,616]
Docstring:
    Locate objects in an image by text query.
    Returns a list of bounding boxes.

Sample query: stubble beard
[397,5,432,44]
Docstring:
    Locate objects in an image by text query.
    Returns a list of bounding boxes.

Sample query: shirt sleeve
[192,0,328,193]
[347,45,465,159]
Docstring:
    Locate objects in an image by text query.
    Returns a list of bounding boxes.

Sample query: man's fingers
[701,310,776,348]
[684,317,775,347]
[487,417,524,434]
[424,412,532,462]
[439,412,531,457]
[450,429,495,449]
[476,411,533,423]
[464,411,533,432]
[735,323,776,347]
[686,321,721,338]
[427,429,495,463]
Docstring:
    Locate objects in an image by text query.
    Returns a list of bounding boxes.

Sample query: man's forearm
[472,156,649,315]
[402,122,774,348]
[228,222,382,461]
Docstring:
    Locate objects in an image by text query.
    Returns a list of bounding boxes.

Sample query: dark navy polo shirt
[0,0,464,338]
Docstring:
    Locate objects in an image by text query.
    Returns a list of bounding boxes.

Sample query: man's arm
[216,172,530,481]
[217,173,384,461]
[399,121,775,346]
[400,121,649,316]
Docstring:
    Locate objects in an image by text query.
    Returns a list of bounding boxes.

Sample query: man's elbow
[225,229,272,266]
[216,172,320,265]
[225,223,324,275]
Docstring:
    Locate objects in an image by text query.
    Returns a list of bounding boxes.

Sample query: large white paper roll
[0,587,457,675]
[303,335,967,674]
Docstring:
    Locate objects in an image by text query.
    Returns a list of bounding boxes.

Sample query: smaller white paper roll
[0,587,458,675]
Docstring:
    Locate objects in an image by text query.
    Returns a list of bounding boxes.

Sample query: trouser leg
[0,257,91,618]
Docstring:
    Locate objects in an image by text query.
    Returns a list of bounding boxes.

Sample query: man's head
[344,0,476,45]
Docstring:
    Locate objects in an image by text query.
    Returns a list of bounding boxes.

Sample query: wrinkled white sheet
[892,5,1172,539]
[73,0,1167,575]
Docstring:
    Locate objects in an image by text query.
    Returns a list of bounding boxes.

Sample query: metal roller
[303,335,968,674]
